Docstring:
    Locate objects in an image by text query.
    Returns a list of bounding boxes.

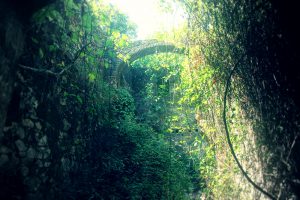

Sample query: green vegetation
[11,0,198,199]
[1,0,299,199]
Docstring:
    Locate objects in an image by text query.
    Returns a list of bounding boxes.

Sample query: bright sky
[106,0,185,39]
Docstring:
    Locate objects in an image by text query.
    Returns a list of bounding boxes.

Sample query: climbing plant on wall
[0,0,201,199]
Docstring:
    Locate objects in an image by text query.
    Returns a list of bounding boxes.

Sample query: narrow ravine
[0,0,300,199]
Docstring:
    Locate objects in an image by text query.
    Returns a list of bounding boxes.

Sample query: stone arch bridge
[113,39,185,86]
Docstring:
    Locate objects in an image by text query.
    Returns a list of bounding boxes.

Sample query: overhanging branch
[19,42,91,77]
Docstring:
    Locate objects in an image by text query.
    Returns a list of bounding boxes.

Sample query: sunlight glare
[106,0,185,39]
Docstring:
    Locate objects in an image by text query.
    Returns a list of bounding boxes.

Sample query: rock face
[0,0,54,136]
[0,4,24,139]
[0,0,54,199]
[15,140,27,152]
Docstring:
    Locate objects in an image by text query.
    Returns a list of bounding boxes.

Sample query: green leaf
[97,50,104,57]
[49,45,57,52]
[31,37,39,44]
[49,10,64,27]
[105,39,114,48]
[39,48,44,59]
[65,0,79,11]
[88,73,96,82]
[99,13,109,26]
[80,52,86,58]
[104,62,110,68]
[76,95,83,104]
[82,13,92,32]
[58,61,65,67]
[71,33,79,43]
[112,31,121,39]
[108,51,115,58]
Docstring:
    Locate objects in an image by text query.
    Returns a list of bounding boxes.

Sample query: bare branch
[18,42,91,76]
[19,64,58,76]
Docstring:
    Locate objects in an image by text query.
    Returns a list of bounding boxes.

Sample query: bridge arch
[114,39,185,86]
[119,39,185,63]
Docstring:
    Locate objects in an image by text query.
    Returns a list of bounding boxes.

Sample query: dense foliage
[1,0,198,199]
[1,0,299,199]
[158,0,300,199]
